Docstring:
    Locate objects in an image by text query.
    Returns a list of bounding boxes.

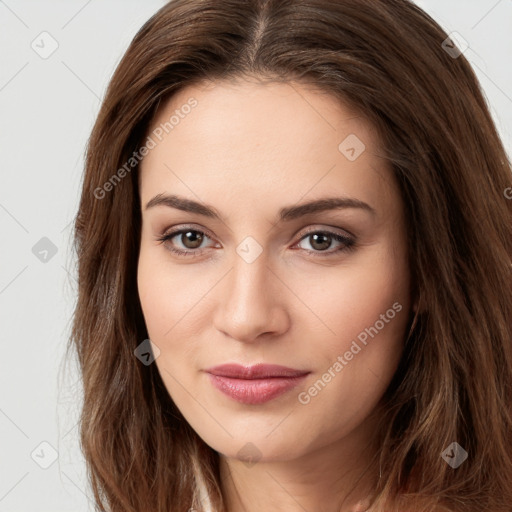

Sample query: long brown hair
[69,0,512,510]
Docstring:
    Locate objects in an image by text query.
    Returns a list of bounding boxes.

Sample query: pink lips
[204,364,310,405]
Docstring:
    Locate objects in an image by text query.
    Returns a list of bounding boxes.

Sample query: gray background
[0,1,511,510]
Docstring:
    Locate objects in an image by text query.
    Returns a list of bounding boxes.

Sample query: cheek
[136,246,213,389]
[137,245,206,339]
[297,244,410,353]
[137,252,197,401]
[137,257,169,338]
[291,252,410,441]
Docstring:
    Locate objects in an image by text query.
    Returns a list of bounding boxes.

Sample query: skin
[137,77,414,512]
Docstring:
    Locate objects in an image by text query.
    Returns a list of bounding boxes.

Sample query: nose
[212,253,290,343]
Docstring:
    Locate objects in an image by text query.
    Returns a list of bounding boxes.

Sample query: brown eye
[156,227,215,256]
[296,230,355,255]
[179,230,204,249]
[308,233,332,251]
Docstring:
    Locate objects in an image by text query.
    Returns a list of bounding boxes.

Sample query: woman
[69,0,512,510]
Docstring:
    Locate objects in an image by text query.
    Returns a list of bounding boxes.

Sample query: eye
[155,226,356,258]
[155,227,216,257]
[293,229,356,257]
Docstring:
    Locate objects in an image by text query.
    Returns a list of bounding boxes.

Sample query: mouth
[204,363,310,405]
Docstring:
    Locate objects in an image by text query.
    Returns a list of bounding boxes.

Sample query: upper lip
[204,363,310,379]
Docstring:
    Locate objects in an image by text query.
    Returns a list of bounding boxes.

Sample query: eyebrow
[144,193,376,221]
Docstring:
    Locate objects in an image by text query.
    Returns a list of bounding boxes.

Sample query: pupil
[183,231,203,248]
[311,233,330,251]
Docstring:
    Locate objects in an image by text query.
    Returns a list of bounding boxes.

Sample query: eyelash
[155,225,356,259]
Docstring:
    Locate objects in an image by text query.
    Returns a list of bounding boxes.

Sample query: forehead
[139,79,398,218]
[147,78,375,154]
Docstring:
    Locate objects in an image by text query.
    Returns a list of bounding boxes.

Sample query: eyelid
[158,223,353,241]
[294,224,355,240]
[157,223,217,242]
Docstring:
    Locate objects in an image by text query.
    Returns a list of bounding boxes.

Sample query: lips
[204,364,310,404]
[205,363,309,379]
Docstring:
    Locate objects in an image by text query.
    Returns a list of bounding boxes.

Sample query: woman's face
[137,78,412,463]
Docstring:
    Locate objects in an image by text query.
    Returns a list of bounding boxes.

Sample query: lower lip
[207,374,308,405]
